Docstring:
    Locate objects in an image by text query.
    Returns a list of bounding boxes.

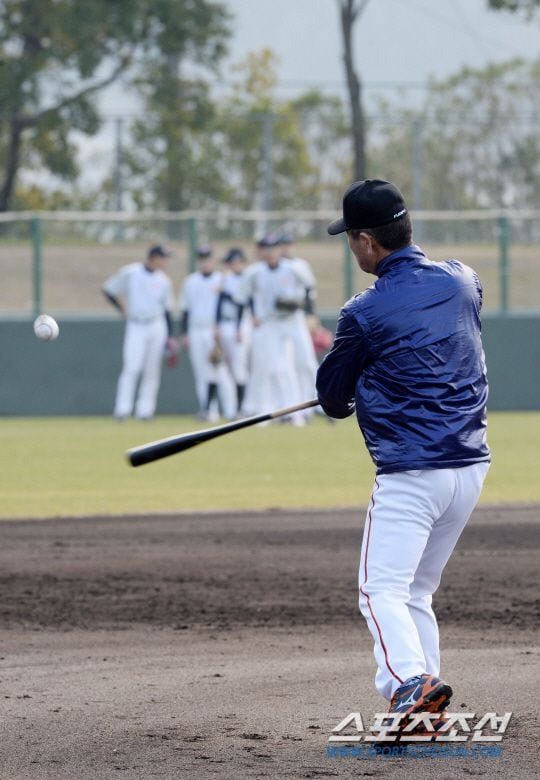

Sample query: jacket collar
[375,244,426,278]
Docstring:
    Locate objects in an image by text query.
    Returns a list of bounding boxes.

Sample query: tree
[0,0,231,211]
[216,50,316,214]
[288,90,351,209]
[119,0,231,212]
[369,58,540,213]
[212,51,352,219]
[336,0,370,180]
[425,59,540,210]
[0,0,135,210]
[487,0,540,15]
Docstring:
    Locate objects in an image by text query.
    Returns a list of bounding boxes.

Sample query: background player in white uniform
[277,233,320,421]
[215,247,252,417]
[103,244,175,420]
[179,246,235,421]
[237,235,307,423]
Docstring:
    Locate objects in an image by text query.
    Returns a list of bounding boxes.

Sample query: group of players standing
[103,233,323,423]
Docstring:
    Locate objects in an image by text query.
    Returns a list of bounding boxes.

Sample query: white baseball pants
[219,320,251,387]
[188,327,235,419]
[244,319,303,421]
[358,462,490,701]
[290,312,318,415]
[114,318,167,419]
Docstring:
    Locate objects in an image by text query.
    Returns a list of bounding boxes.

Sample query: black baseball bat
[126,399,320,467]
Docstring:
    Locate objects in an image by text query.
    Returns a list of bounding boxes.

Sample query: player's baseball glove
[208,344,224,366]
[164,337,180,367]
[311,326,334,355]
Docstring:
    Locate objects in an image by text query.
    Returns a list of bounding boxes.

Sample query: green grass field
[0,412,538,519]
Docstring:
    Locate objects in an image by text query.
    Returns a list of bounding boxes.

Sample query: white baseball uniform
[103,262,173,419]
[236,260,306,420]
[179,270,235,420]
[284,256,319,417]
[216,269,252,415]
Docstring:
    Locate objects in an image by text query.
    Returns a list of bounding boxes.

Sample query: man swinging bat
[316,179,490,736]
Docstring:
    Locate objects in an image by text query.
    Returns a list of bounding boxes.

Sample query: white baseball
[33,314,59,341]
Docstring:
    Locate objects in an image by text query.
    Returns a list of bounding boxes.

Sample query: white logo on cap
[393,208,407,219]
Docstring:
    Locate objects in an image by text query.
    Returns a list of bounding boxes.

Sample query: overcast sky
[98,0,540,114]
[220,0,539,97]
[88,0,539,190]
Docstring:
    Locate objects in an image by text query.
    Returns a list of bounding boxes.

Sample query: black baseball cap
[278,232,294,244]
[256,233,280,248]
[148,244,171,258]
[327,179,408,235]
[223,247,246,263]
[196,245,213,258]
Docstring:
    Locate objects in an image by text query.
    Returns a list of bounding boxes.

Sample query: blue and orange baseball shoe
[371,676,452,746]
[390,673,453,718]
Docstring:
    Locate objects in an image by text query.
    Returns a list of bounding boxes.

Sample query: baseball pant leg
[221,321,251,414]
[213,324,236,418]
[273,320,304,424]
[219,323,236,377]
[244,322,273,415]
[114,322,146,418]
[406,462,490,677]
[216,362,236,419]
[234,321,251,388]
[291,313,318,413]
[358,469,457,701]
[135,319,167,419]
[188,329,213,412]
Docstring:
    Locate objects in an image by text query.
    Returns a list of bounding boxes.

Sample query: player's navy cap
[222,247,246,263]
[148,244,171,257]
[256,233,280,248]
[278,232,294,244]
[327,179,408,235]
[196,244,213,258]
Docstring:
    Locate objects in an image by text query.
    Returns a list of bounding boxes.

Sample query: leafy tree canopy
[487,0,540,15]
[0,0,231,210]
[370,57,540,213]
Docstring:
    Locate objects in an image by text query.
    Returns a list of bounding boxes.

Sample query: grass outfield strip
[0,412,538,519]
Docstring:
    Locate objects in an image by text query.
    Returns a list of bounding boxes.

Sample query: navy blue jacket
[316,245,490,474]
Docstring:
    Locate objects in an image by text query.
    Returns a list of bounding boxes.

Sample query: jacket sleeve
[316,308,369,419]
[472,270,483,311]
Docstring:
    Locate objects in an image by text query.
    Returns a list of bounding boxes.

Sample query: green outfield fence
[0,208,539,316]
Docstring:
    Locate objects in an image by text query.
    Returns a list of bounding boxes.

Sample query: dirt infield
[1,506,538,778]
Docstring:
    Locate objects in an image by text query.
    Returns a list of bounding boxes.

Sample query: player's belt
[128,315,161,324]
[275,298,302,313]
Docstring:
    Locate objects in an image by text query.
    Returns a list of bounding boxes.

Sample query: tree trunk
[339,0,368,180]
[0,118,23,212]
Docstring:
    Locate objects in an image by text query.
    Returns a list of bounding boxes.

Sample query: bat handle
[269,399,319,419]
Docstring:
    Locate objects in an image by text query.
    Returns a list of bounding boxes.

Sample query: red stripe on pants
[359,478,404,686]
